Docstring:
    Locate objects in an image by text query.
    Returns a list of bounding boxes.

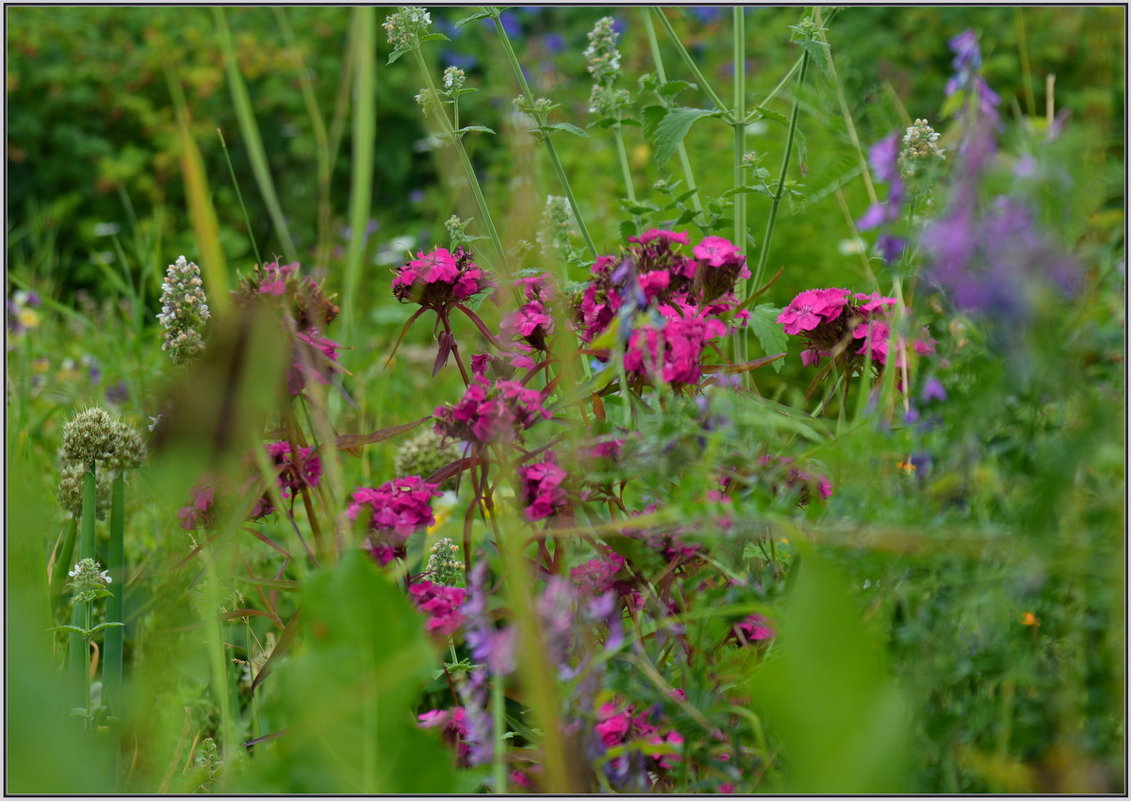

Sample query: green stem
[733,8,749,370]
[104,474,125,714]
[410,46,510,274]
[52,518,79,604]
[68,463,97,710]
[613,124,640,235]
[652,8,733,120]
[641,9,702,213]
[492,670,507,793]
[752,49,811,292]
[490,10,598,258]
[343,7,376,353]
[216,129,263,268]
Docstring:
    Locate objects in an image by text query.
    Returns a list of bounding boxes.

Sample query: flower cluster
[61,406,147,468]
[394,428,461,484]
[408,581,467,637]
[624,310,729,386]
[584,16,630,118]
[758,455,833,505]
[735,613,775,645]
[901,118,945,176]
[426,537,465,586]
[7,289,41,339]
[67,557,112,604]
[392,247,490,311]
[347,477,442,565]
[383,6,432,50]
[518,452,568,521]
[778,288,934,370]
[433,359,551,446]
[57,461,112,520]
[157,255,211,364]
[418,707,470,766]
[235,261,343,396]
[501,274,555,354]
[596,699,684,784]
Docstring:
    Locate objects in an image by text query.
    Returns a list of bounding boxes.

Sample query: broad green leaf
[748,550,911,793]
[650,107,718,165]
[750,304,789,373]
[455,10,495,26]
[641,104,669,143]
[545,122,588,138]
[243,550,459,793]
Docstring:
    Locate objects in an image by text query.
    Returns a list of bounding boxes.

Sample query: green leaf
[418,33,450,44]
[243,550,458,793]
[649,107,718,165]
[752,106,791,126]
[750,304,788,373]
[387,45,412,65]
[456,10,495,26]
[747,551,911,792]
[796,39,832,75]
[619,220,638,240]
[545,122,589,138]
[456,125,496,136]
[658,79,695,98]
[641,104,669,143]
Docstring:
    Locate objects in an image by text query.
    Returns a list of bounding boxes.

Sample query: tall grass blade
[342,6,376,349]
[214,8,298,264]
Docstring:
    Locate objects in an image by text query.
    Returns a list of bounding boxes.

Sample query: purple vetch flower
[543,32,565,53]
[459,559,496,767]
[857,132,907,264]
[921,377,947,403]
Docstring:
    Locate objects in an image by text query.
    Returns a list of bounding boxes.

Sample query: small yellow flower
[18,308,39,329]
[1020,612,1039,627]
[897,459,917,473]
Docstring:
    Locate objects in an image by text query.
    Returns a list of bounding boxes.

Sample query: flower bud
[61,407,119,464]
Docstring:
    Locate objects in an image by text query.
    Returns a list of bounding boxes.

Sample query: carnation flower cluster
[347,476,442,566]
[392,246,489,311]
[778,287,934,371]
[433,359,551,446]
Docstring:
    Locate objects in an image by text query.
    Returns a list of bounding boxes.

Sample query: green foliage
[241,550,460,793]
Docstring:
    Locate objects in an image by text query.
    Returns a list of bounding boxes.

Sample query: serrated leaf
[674,208,699,226]
[456,125,496,135]
[619,220,638,240]
[750,304,789,373]
[545,122,588,138]
[419,32,450,43]
[387,45,411,65]
[796,39,832,75]
[659,79,695,98]
[723,185,773,198]
[752,106,791,126]
[650,107,718,165]
[456,10,495,26]
[641,104,669,142]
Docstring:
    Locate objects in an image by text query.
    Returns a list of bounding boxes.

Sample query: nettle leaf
[797,39,832,75]
[722,185,774,198]
[641,104,669,142]
[418,32,450,44]
[619,220,638,240]
[386,45,412,65]
[752,106,791,126]
[659,79,695,98]
[456,125,496,136]
[618,198,660,215]
[750,304,788,373]
[545,122,588,138]
[650,107,718,165]
[456,10,494,26]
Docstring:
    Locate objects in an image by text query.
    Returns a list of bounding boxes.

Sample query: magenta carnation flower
[570,550,626,596]
[736,613,775,643]
[392,246,489,309]
[434,370,551,446]
[519,453,568,521]
[692,236,750,302]
[418,707,470,764]
[777,288,851,335]
[629,228,690,246]
[348,476,442,565]
[624,312,728,386]
[409,581,467,637]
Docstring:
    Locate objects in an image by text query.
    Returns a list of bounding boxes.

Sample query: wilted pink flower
[519,452,568,521]
[571,551,626,596]
[264,441,323,500]
[288,329,344,396]
[853,291,898,314]
[693,236,750,301]
[409,581,467,637]
[177,483,216,530]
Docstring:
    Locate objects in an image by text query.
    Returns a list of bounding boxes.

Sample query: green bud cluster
[158,256,211,365]
[57,461,112,520]
[584,17,631,119]
[426,537,465,586]
[538,196,575,259]
[394,428,461,484]
[383,6,432,49]
[901,118,946,176]
[67,557,112,604]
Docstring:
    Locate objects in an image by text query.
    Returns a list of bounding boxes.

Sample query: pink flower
[737,613,775,643]
[409,581,467,637]
[777,288,851,335]
[648,730,684,770]
[629,228,690,246]
[348,477,442,565]
[392,247,489,308]
[595,702,635,747]
[570,551,626,596]
[624,312,728,385]
[800,348,824,367]
[177,483,216,530]
[288,329,344,396]
[853,291,898,314]
[693,235,742,268]
[435,373,551,446]
[637,270,671,299]
[418,707,470,764]
[264,441,323,500]
[519,452,568,521]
